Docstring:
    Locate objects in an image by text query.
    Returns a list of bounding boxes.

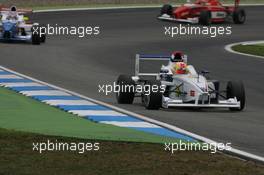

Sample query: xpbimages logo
[32,24,100,38]
[164,24,232,38]
[98,82,166,96]
[164,141,232,154]
[32,140,100,154]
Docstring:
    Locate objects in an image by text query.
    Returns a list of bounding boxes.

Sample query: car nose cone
[3,22,16,32]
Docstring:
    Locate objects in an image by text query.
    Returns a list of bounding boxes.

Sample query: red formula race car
[158,0,246,25]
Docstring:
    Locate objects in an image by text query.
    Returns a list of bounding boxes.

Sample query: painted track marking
[0,65,263,162]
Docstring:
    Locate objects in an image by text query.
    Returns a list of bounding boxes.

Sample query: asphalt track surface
[0,6,264,157]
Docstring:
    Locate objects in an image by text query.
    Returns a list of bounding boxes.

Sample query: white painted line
[241,41,264,46]
[0,65,263,163]
[34,4,264,13]
[20,90,71,96]
[0,75,23,79]
[225,40,264,59]
[69,110,127,117]
[43,100,96,106]
[101,121,161,128]
[0,82,45,87]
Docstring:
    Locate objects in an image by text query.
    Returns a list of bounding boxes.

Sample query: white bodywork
[0,9,35,41]
[158,14,199,24]
[133,54,241,109]
[0,11,32,28]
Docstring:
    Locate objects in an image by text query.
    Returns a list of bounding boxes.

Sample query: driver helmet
[11,6,17,12]
[7,6,17,20]
[174,62,188,74]
[171,51,184,62]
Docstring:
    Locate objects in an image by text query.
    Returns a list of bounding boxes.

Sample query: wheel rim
[144,94,150,107]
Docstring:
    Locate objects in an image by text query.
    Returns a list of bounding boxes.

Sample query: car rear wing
[135,54,188,77]
[135,54,171,76]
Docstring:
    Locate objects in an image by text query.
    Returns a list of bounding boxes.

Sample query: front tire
[116,75,135,104]
[142,80,162,110]
[209,80,220,103]
[226,81,245,111]
[199,10,211,25]
[161,4,173,16]
[233,8,246,24]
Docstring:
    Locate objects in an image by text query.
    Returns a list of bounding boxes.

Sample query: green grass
[257,43,264,46]
[0,81,264,174]
[1,128,264,175]
[0,86,182,143]
[232,44,264,57]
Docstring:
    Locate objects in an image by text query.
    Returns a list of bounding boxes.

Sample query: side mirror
[160,69,169,74]
[197,70,210,82]
[201,70,210,75]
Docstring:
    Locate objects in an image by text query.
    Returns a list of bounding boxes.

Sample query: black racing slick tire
[116,75,135,104]
[161,4,173,16]
[40,27,46,43]
[142,80,162,110]
[199,10,211,25]
[40,35,46,43]
[233,8,246,24]
[31,25,41,45]
[32,34,40,45]
[226,81,246,111]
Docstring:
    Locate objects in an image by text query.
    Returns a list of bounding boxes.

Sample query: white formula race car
[0,6,45,45]
[116,53,245,111]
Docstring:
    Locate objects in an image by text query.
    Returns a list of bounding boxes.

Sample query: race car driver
[160,51,188,84]
[6,6,18,21]
[160,51,188,98]
[168,51,188,75]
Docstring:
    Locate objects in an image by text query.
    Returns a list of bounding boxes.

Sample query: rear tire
[40,27,46,43]
[226,81,245,111]
[142,80,162,110]
[32,25,40,45]
[233,8,246,24]
[116,75,135,104]
[32,33,40,45]
[199,10,211,25]
[161,4,173,16]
